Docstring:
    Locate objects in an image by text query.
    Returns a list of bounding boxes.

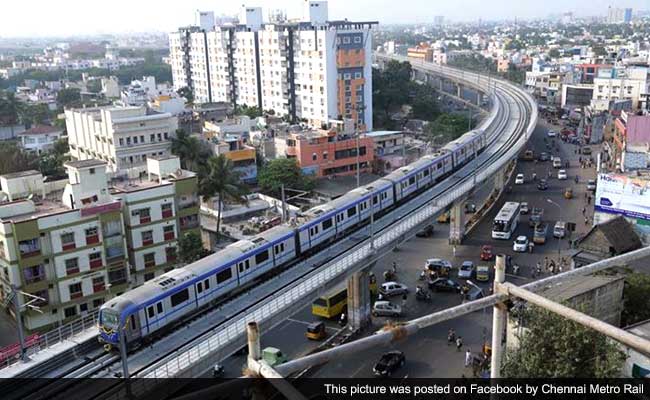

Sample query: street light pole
[10,285,27,362]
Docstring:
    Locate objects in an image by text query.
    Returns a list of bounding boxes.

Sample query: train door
[125,313,142,343]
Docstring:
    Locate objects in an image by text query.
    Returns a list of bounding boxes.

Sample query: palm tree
[200,154,249,243]
[0,92,23,137]
[171,129,207,172]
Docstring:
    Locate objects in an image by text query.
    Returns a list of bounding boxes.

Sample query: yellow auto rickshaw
[306,322,326,340]
[564,188,573,199]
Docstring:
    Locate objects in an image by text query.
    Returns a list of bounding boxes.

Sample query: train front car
[98,299,132,351]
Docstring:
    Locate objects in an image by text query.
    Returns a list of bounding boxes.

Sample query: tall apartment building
[169,1,376,131]
[607,7,633,24]
[591,67,650,111]
[0,156,198,331]
[65,105,178,177]
[0,164,129,331]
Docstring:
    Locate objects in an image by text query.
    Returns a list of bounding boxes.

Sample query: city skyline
[0,0,647,38]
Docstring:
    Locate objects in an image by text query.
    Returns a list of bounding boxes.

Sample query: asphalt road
[215,118,600,379]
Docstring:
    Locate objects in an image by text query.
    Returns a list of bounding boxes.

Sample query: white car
[372,301,402,317]
[547,130,557,138]
[380,282,409,297]
[513,235,529,252]
[520,202,529,215]
[514,173,525,185]
[557,169,567,180]
[458,261,475,279]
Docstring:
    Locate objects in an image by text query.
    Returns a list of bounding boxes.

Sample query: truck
[529,207,544,227]
[262,347,288,367]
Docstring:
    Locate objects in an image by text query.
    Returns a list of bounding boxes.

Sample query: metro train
[98,128,488,349]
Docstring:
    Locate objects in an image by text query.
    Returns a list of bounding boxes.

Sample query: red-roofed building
[18,124,64,154]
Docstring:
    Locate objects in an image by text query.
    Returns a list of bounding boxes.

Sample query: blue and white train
[98,129,487,349]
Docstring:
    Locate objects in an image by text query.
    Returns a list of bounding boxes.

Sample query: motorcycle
[512,264,520,276]
[415,286,432,301]
[383,270,396,281]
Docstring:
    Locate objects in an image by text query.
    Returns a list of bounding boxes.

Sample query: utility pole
[280,184,287,223]
[119,321,130,379]
[10,285,27,362]
[356,132,360,188]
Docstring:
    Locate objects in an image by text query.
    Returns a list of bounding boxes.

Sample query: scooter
[415,286,432,301]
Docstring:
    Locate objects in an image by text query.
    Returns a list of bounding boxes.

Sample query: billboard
[595,173,650,221]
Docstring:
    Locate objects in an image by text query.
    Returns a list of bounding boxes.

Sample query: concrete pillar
[439,77,444,92]
[347,269,371,330]
[457,84,462,99]
[493,167,506,191]
[448,201,466,245]
[490,255,507,378]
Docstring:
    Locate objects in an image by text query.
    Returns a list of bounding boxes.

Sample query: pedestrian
[402,293,407,308]
[528,241,534,253]
[544,256,549,269]
[584,192,588,200]
[452,245,457,258]
[585,216,589,225]
[582,206,586,216]
[456,336,463,352]
[579,156,582,163]
[465,349,472,367]
[392,261,397,274]
[448,329,456,345]
[587,195,591,205]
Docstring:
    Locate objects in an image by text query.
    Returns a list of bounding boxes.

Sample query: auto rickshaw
[306,322,326,340]
[437,211,450,223]
[564,187,573,199]
[480,245,493,261]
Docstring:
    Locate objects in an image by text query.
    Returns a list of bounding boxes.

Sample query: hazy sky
[0,0,647,37]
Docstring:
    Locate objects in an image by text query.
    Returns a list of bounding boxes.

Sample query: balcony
[93,283,105,293]
[24,274,45,285]
[139,216,151,224]
[164,232,175,241]
[90,259,103,269]
[162,209,174,218]
[86,234,100,245]
[62,242,76,252]
[178,201,198,210]
[144,260,156,269]
[19,239,41,258]
[166,253,177,263]
[142,238,154,246]
[70,292,83,300]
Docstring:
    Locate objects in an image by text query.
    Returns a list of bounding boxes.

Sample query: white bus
[492,202,521,240]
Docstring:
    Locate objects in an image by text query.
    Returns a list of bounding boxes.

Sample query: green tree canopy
[171,129,210,173]
[427,113,471,143]
[0,141,38,174]
[177,231,208,263]
[621,272,650,327]
[177,86,194,104]
[258,158,313,197]
[502,305,625,378]
[57,88,81,109]
[548,48,561,59]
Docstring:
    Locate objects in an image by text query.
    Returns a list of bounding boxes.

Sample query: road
[209,116,597,379]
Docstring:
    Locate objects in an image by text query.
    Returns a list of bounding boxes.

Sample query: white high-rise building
[169,0,376,131]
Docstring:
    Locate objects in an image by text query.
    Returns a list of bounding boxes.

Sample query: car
[557,169,567,180]
[480,245,493,261]
[428,278,461,293]
[581,147,592,155]
[539,152,549,162]
[547,130,557,138]
[520,202,529,214]
[533,223,548,244]
[464,203,476,214]
[512,235,529,252]
[416,225,434,237]
[380,282,409,297]
[476,265,490,282]
[458,261,475,279]
[587,179,597,191]
[373,351,405,376]
[425,258,452,272]
[372,301,402,317]
[537,179,548,190]
[553,157,562,168]
[514,174,525,185]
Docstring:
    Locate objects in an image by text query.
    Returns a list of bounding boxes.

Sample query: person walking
[392,261,397,274]
[448,329,456,346]
[587,195,591,205]
[456,336,463,352]
[528,241,534,253]
[582,206,586,216]
[452,246,457,258]
[401,293,407,308]
[465,349,472,367]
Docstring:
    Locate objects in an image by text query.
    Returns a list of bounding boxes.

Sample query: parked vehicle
[520,202,529,215]
[428,278,462,292]
[547,130,557,138]
[372,301,402,317]
[312,287,347,318]
[533,223,548,244]
[263,347,287,367]
[587,179,597,191]
[515,174,525,185]
[564,188,573,199]
[557,169,567,180]
[465,203,476,213]
[373,351,405,377]
[522,149,535,161]
[380,282,409,297]
[480,245,493,261]
[437,211,450,223]
[581,147,592,155]
[458,261,475,279]
[512,235,529,252]
[553,221,566,239]
[476,265,490,282]
[416,224,435,237]
[415,286,432,301]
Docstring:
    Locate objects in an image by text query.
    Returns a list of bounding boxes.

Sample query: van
[553,221,566,238]
[553,157,562,168]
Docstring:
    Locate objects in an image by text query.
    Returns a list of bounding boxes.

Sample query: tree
[200,155,250,243]
[372,61,412,128]
[20,103,51,127]
[234,105,263,119]
[548,48,561,59]
[171,129,210,172]
[177,86,194,104]
[86,79,102,94]
[258,158,313,197]
[621,272,650,327]
[57,88,81,109]
[0,92,23,128]
[502,305,625,378]
[177,231,207,263]
[0,141,38,174]
[428,113,470,142]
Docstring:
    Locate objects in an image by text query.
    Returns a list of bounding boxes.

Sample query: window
[163,225,175,241]
[170,289,189,307]
[323,152,328,160]
[157,133,162,142]
[347,207,357,218]
[343,37,351,44]
[61,232,75,251]
[144,253,156,268]
[19,238,40,257]
[93,298,104,308]
[92,276,105,293]
[204,278,210,290]
[150,134,155,142]
[161,203,173,218]
[197,281,203,294]
[64,306,77,318]
[323,218,333,230]
[312,153,317,161]
[354,72,362,79]
[23,264,45,284]
[141,230,154,246]
[119,138,124,146]
[409,176,416,185]
[89,168,95,175]
[144,272,155,282]
[69,282,82,299]
[217,268,232,283]
[108,267,127,285]
[65,258,79,275]
[147,306,155,318]
[89,252,102,269]
[238,260,250,273]
[354,36,362,43]
[85,227,99,244]
[255,250,269,264]
[156,302,163,313]
[134,208,151,224]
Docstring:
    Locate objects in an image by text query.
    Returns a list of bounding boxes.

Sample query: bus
[492,202,520,240]
[312,276,379,319]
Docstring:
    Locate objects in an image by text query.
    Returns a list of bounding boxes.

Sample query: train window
[147,306,155,318]
[156,302,163,314]
[130,315,136,330]
[423,169,430,177]
[274,245,279,255]
[336,213,343,222]
[373,196,378,205]
[409,176,416,185]
[204,279,210,290]
[216,268,232,283]
[347,207,357,217]
[238,263,244,273]
[382,192,387,199]
[245,260,250,269]
[322,218,333,230]
[170,289,190,307]
[437,162,442,169]
[197,282,203,294]
[255,250,269,264]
